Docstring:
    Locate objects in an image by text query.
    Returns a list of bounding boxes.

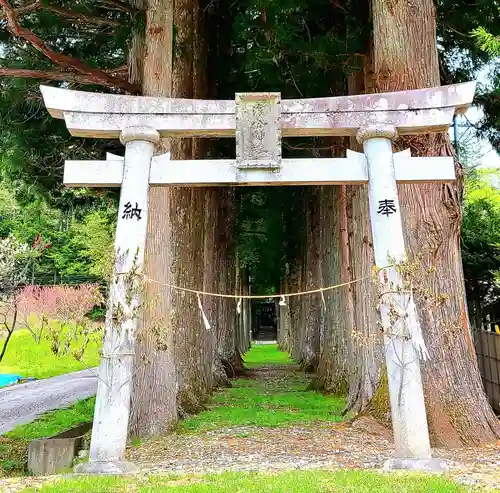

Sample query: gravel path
[0,369,97,434]
[127,420,500,490]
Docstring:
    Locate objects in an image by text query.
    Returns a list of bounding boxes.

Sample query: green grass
[0,329,101,380]
[180,345,344,432]
[243,343,294,368]
[5,398,95,440]
[0,398,95,476]
[19,470,471,492]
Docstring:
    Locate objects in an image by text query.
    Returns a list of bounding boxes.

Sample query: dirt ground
[126,417,500,490]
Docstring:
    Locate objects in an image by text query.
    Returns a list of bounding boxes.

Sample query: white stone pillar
[357,125,445,472]
[75,126,160,475]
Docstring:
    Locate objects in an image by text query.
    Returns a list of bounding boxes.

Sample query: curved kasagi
[283,81,476,114]
[41,82,476,119]
[39,85,235,119]
[40,82,476,139]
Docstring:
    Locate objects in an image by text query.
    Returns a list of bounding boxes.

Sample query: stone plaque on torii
[41,82,476,474]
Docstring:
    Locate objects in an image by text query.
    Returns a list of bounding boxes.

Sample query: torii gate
[41,82,476,475]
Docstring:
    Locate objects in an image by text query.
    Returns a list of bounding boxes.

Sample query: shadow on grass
[179,344,345,433]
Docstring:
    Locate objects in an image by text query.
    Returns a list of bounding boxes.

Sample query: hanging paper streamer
[197,293,211,331]
[279,295,287,306]
[237,298,242,314]
[320,289,326,310]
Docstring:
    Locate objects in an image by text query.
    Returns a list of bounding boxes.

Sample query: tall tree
[129,0,178,437]
[316,137,350,393]
[299,187,322,371]
[216,188,240,374]
[316,185,348,392]
[370,0,500,445]
[345,65,384,414]
[130,0,215,434]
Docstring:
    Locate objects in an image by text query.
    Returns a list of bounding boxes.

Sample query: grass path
[177,345,345,433]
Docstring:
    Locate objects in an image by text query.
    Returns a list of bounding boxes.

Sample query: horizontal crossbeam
[60,108,456,139]
[63,151,455,187]
[41,82,475,117]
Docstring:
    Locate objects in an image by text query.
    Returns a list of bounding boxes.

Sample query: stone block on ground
[27,421,92,475]
[28,437,82,475]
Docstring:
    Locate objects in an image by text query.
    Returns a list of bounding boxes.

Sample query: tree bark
[0,329,13,363]
[130,0,177,438]
[203,188,228,387]
[131,0,212,434]
[170,0,212,414]
[345,68,384,414]
[300,187,322,372]
[288,255,303,362]
[277,264,291,352]
[284,189,306,362]
[241,267,252,353]
[234,252,243,353]
[338,184,355,379]
[216,188,242,376]
[316,184,349,393]
[315,135,350,393]
[371,0,500,445]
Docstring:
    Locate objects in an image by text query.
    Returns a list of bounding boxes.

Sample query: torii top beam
[40,82,476,139]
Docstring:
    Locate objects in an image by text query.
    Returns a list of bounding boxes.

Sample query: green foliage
[0,0,132,202]
[0,187,19,238]
[0,328,100,379]
[47,210,116,280]
[0,0,499,297]
[471,27,500,57]
[224,0,367,98]
[434,1,500,153]
[220,0,365,293]
[19,470,470,492]
[436,0,498,83]
[0,180,115,281]
[236,188,290,294]
[70,211,115,279]
[461,168,500,318]
[88,306,106,321]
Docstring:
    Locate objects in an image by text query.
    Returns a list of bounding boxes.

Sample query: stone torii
[41,82,476,474]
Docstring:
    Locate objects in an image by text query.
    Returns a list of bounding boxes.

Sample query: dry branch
[0,0,121,26]
[99,0,137,14]
[0,0,139,93]
[0,67,128,88]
